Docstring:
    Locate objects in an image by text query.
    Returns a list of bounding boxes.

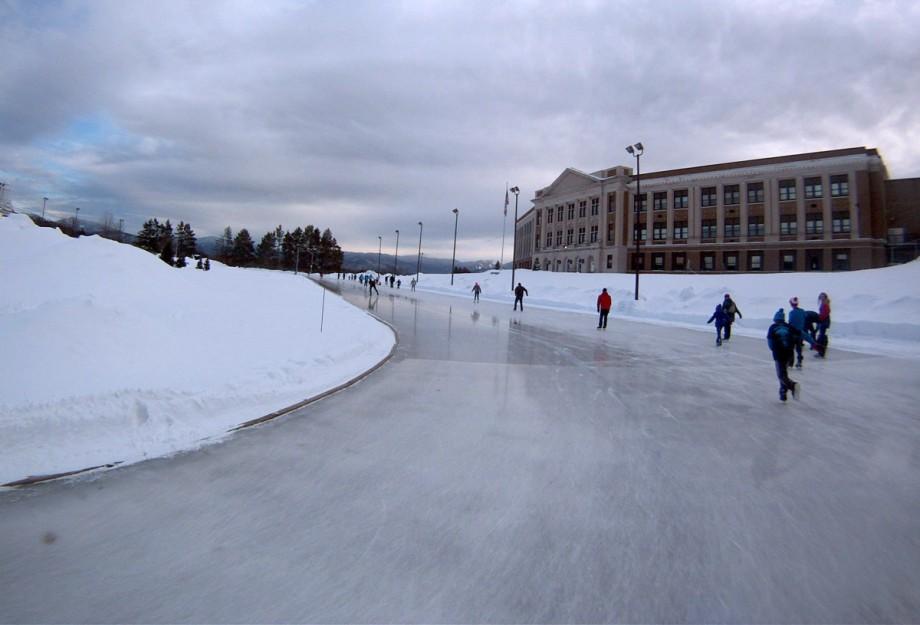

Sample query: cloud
[1,0,919,258]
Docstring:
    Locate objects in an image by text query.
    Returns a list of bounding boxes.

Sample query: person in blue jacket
[767,308,799,401]
[707,303,728,346]
[787,297,817,368]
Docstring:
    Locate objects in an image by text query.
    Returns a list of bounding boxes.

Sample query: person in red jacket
[596,288,612,329]
[815,292,832,357]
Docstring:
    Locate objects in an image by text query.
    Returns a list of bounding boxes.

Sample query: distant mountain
[342,251,499,275]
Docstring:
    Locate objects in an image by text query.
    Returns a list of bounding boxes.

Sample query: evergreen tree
[219,226,233,263]
[231,229,256,266]
[176,221,197,259]
[318,228,343,273]
[175,254,187,268]
[159,239,174,266]
[282,228,301,270]
[273,225,284,268]
[135,219,161,253]
[256,231,276,267]
[156,219,173,256]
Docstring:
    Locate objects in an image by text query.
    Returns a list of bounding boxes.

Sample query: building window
[672,253,686,270]
[724,218,741,238]
[607,223,615,242]
[779,179,796,201]
[633,193,648,212]
[567,203,575,220]
[578,200,586,218]
[633,226,647,242]
[652,224,667,240]
[804,177,823,199]
[701,219,717,239]
[608,194,616,213]
[701,187,717,207]
[653,192,667,211]
[702,253,715,271]
[673,221,688,240]
[748,252,763,271]
[747,182,764,203]
[780,215,797,235]
[590,225,598,243]
[546,208,553,224]
[833,250,850,271]
[556,206,563,221]
[652,253,665,270]
[832,212,851,233]
[546,232,553,248]
[566,228,574,245]
[674,189,689,209]
[606,254,613,269]
[782,251,797,271]
[536,211,541,225]
[723,184,740,205]
[556,230,563,246]
[591,197,599,216]
[577,227,586,244]
[830,174,849,197]
[747,216,765,236]
[724,253,738,271]
[806,213,824,235]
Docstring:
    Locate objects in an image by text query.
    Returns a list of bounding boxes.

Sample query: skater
[767,308,799,401]
[410,278,416,291]
[722,293,742,340]
[397,279,401,289]
[472,282,482,303]
[787,297,817,368]
[513,283,528,311]
[368,276,379,295]
[596,288,611,329]
[815,292,831,358]
[707,303,728,345]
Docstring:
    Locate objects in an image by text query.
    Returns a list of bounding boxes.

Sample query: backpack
[774,324,794,350]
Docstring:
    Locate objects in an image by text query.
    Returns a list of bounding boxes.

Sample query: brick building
[515,147,906,273]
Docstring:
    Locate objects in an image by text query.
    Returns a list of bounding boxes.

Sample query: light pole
[509,186,520,290]
[377,235,382,275]
[450,208,459,285]
[626,142,644,300]
[416,221,423,283]
[393,229,400,275]
[74,206,80,231]
[42,197,48,219]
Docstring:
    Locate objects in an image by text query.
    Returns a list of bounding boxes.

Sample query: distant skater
[787,297,817,368]
[369,277,379,295]
[410,278,416,291]
[707,303,727,346]
[815,292,831,358]
[722,293,742,340]
[513,283,528,311]
[397,279,401,289]
[472,282,482,303]
[596,288,611,329]
[767,308,799,402]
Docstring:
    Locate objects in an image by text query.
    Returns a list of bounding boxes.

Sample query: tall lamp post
[393,229,400,275]
[74,206,80,231]
[42,197,48,219]
[509,186,520,290]
[625,142,644,300]
[377,235,382,275]
[450,208,459,285]
[416,221,423,283]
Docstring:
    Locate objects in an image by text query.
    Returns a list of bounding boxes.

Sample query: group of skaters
[470,281,529,310]
[358,273,419,295]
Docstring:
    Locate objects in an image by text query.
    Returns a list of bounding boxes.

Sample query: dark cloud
[1,0,919,258]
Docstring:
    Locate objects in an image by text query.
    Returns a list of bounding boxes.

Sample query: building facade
[516,147,892,273]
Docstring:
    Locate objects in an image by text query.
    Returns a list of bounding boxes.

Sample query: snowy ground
[398,261,920,358]
[0,214,394,485]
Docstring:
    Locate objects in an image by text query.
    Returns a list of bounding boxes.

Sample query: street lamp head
[625,145,634,155]
[418,221,422,226]
[510,186,519,194]
[395,229,399,234]
[634,142,644,154]
[452,208,459,214]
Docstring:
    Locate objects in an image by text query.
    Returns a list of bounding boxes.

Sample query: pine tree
[256,231,276,267]
[176,221,197,259]
[135,219,161,253]
[231,229,256,266]
[220,226,233,263]
[159,239,174,266]
[156,219,173,256]
[175,254,187,268]
[273,225,284,268]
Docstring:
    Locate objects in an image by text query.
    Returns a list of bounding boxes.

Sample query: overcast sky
[2,0,919,259]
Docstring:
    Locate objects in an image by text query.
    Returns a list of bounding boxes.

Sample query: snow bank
[412,262,920,357]
[0,214,394,484]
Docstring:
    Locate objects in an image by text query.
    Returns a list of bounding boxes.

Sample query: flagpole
[499,183,508,269]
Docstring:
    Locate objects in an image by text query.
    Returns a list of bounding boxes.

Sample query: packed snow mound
[411,261,920,355]
[0,213,394,484]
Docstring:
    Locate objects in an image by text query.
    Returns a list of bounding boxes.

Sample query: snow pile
[0,214,394,484]
[411,262,920,357]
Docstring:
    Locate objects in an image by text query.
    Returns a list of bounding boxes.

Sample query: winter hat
[773,308,785,322]
[789,297,799,307]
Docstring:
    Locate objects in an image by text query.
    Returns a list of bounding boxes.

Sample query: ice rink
[2,281,918,622]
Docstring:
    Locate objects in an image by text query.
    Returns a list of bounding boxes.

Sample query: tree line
[134,219,343,273]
